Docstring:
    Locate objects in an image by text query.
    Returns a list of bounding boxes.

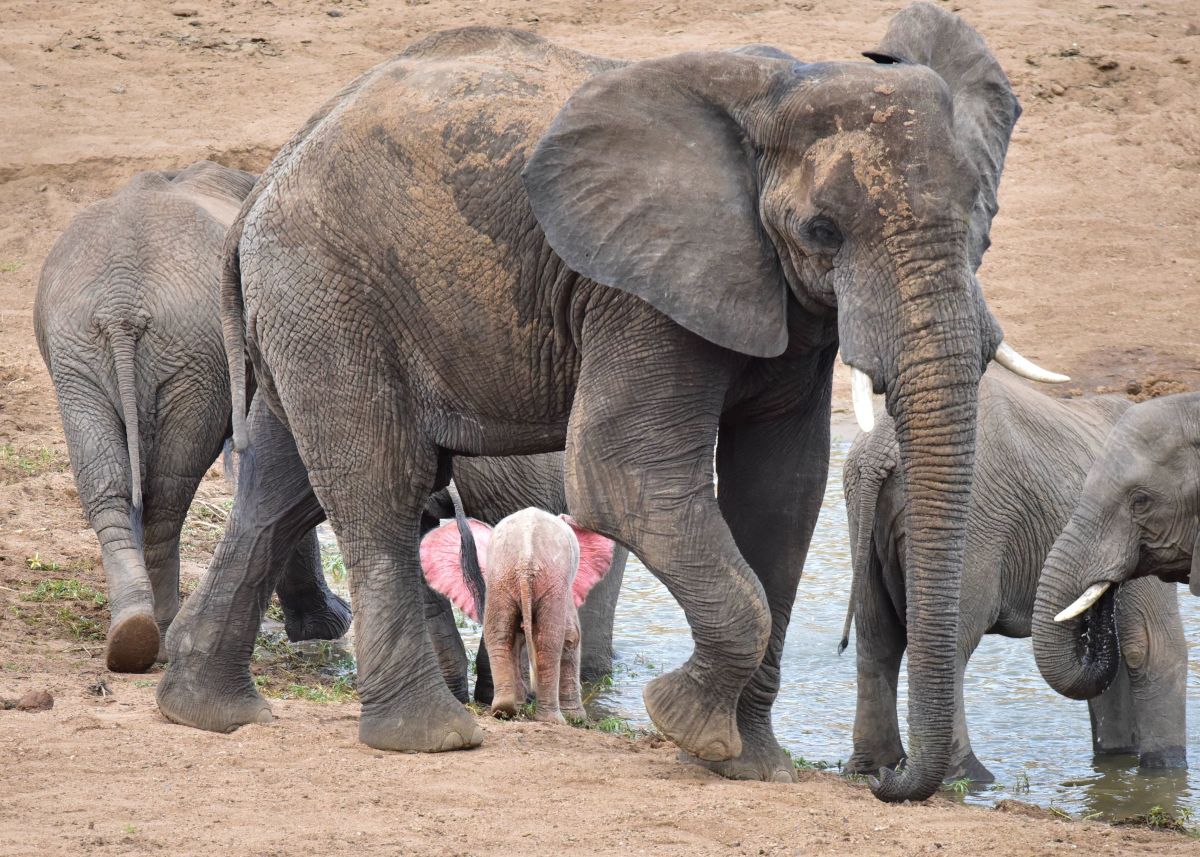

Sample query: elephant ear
[419,519,493,622]
[865,2,1021,271]
[523,52,792,359]
[561,515,616,608]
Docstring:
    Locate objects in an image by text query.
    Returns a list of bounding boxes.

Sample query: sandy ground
[1,0,1199,854]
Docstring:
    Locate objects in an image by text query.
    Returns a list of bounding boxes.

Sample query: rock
[15,689,53,711]
[327,9,343,16]
[1050,82,1066,96]
[171,8,199,17]
[110,84,125,94]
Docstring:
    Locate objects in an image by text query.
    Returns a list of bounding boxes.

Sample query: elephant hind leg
[483,592,523,718]
[559,614,586,723]
[276,528,352,643]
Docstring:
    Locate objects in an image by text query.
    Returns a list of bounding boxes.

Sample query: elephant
[1033,391,1200,704]
[159,394,629,710]
[422,506,616,722]
[33,161,257,672]
[160,4,1065,799]
[842,367,1188,783]
[420,458,629,703]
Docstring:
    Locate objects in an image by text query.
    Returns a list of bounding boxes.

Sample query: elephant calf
[34,162,256,672]
[422,505,615,722]
[1035,390,1200,705]
[843,367,1187,782]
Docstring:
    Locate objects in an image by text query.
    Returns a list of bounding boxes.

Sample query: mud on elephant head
[422,507,616,723]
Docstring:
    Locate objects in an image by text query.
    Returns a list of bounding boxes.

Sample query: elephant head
[524,2,1061,800]
[1033,393,1200,700]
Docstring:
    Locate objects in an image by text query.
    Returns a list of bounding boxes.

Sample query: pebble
[171,8,198,17]
[1050,82,1066,96]
[110,84,126,94]
[328,9,343,16]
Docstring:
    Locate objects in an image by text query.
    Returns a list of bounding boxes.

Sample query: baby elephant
[422,506,615,723]
[35,162,255,672]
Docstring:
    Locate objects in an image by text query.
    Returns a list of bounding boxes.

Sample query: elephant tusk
[994,341,1070,384]
[1054,582,1112,622]
[851,367,876,433]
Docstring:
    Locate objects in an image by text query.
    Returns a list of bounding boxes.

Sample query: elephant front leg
[275,528,352,643]
[559,615,586,723]
[566,319,766,763]
[698,362,833,782]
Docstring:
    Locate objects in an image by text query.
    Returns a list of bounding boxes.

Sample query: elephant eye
[1129,490,1152,514]
[805,217,843,251]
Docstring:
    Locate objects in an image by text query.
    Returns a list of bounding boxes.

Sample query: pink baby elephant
[421,507,615,723]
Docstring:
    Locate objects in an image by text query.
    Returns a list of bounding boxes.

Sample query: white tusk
[994,341,1070,384]
[851,367,876,433]
[1054,581,1112,623]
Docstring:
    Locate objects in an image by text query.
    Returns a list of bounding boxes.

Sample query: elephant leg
[1088,661,1137,757]
[530,607,566,725]
[157,396,325,732]
[578,546,626,685]
[847,554,906,775]
[945,644,993,784]
[484,594,523,718]
[422,578,470,704]
[277,369,479,753]
[559,614,585,722]
[274,527,352,642]
[566,317,764,763]
[681,348,834,782]
[140,471,203,660]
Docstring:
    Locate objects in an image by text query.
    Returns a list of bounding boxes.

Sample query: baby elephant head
[421,510,616,723]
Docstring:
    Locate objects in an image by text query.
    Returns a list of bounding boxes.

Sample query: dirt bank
[1,0,1198,854]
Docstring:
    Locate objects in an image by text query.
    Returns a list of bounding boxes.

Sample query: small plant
[321,549,346,584]
[122,823,137,835]
[1,445,67,482]
[132,679,156,689]
[0,260,24,273]
[581,672,614,705]
[1013,770,1031,794]
[23,577,106,606]
[943,777,972,797]
[1048,803,1071,821]
[785,749,837,772]
[25,554,63,572]
[54,607,105,641]
[265,598,285,622]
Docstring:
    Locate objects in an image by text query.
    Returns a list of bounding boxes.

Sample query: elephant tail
[519,574,538,689]
[221,209,251,451]
[108,322,143,538]
[840,456,892,655]
[448,481,486,622]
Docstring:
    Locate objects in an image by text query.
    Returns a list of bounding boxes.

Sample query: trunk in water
[871,348,980,803]
[1031,526,1121,699]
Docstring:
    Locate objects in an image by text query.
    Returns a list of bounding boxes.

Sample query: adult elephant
[161,5,1062,800]
[843,368,1187,782]
[1033,391,1200,702]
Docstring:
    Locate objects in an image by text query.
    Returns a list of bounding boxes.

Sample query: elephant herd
[31,2,1198,804]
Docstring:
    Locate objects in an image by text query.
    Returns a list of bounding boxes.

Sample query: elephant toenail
[771,770,794,783]
[440,731,465,751]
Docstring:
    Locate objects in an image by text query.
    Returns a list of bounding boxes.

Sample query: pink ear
[561,515,616,608]
[419,519,492,622]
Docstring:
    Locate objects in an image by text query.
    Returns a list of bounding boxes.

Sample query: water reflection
[316,438,1199,819]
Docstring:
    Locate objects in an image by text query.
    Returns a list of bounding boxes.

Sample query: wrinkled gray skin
[844,369,1188,782]
[423,456,628,702]
[158,394,626,713]
[1034,392,1200,705]
[162,5,1028,800]
[33,162,256,673]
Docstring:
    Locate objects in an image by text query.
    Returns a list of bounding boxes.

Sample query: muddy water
[319,438,1200,818]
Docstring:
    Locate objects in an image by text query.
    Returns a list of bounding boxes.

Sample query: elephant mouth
[1054,579,1116,623]
[1070,583,1118,670]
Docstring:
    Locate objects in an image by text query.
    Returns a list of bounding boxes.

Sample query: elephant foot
[643,667,739,762]
[1138,747,1188,770]
[359,691,484,752]
[845,749,904,777]
[155,663,271,733]
[946,750,994,785]
[106,611,160,673]
[533,707,567,725]
[561,705,587,724]
[282,592,352,642]
[678,727,796,783]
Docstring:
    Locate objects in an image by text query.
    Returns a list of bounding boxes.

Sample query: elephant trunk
[869,283,982,803]
[1032,521,1123,700]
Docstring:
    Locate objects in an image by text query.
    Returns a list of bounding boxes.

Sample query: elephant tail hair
[108,323,143,543]
[519,574,538,688]
[221,209,251,452]
[448,481,486,622]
